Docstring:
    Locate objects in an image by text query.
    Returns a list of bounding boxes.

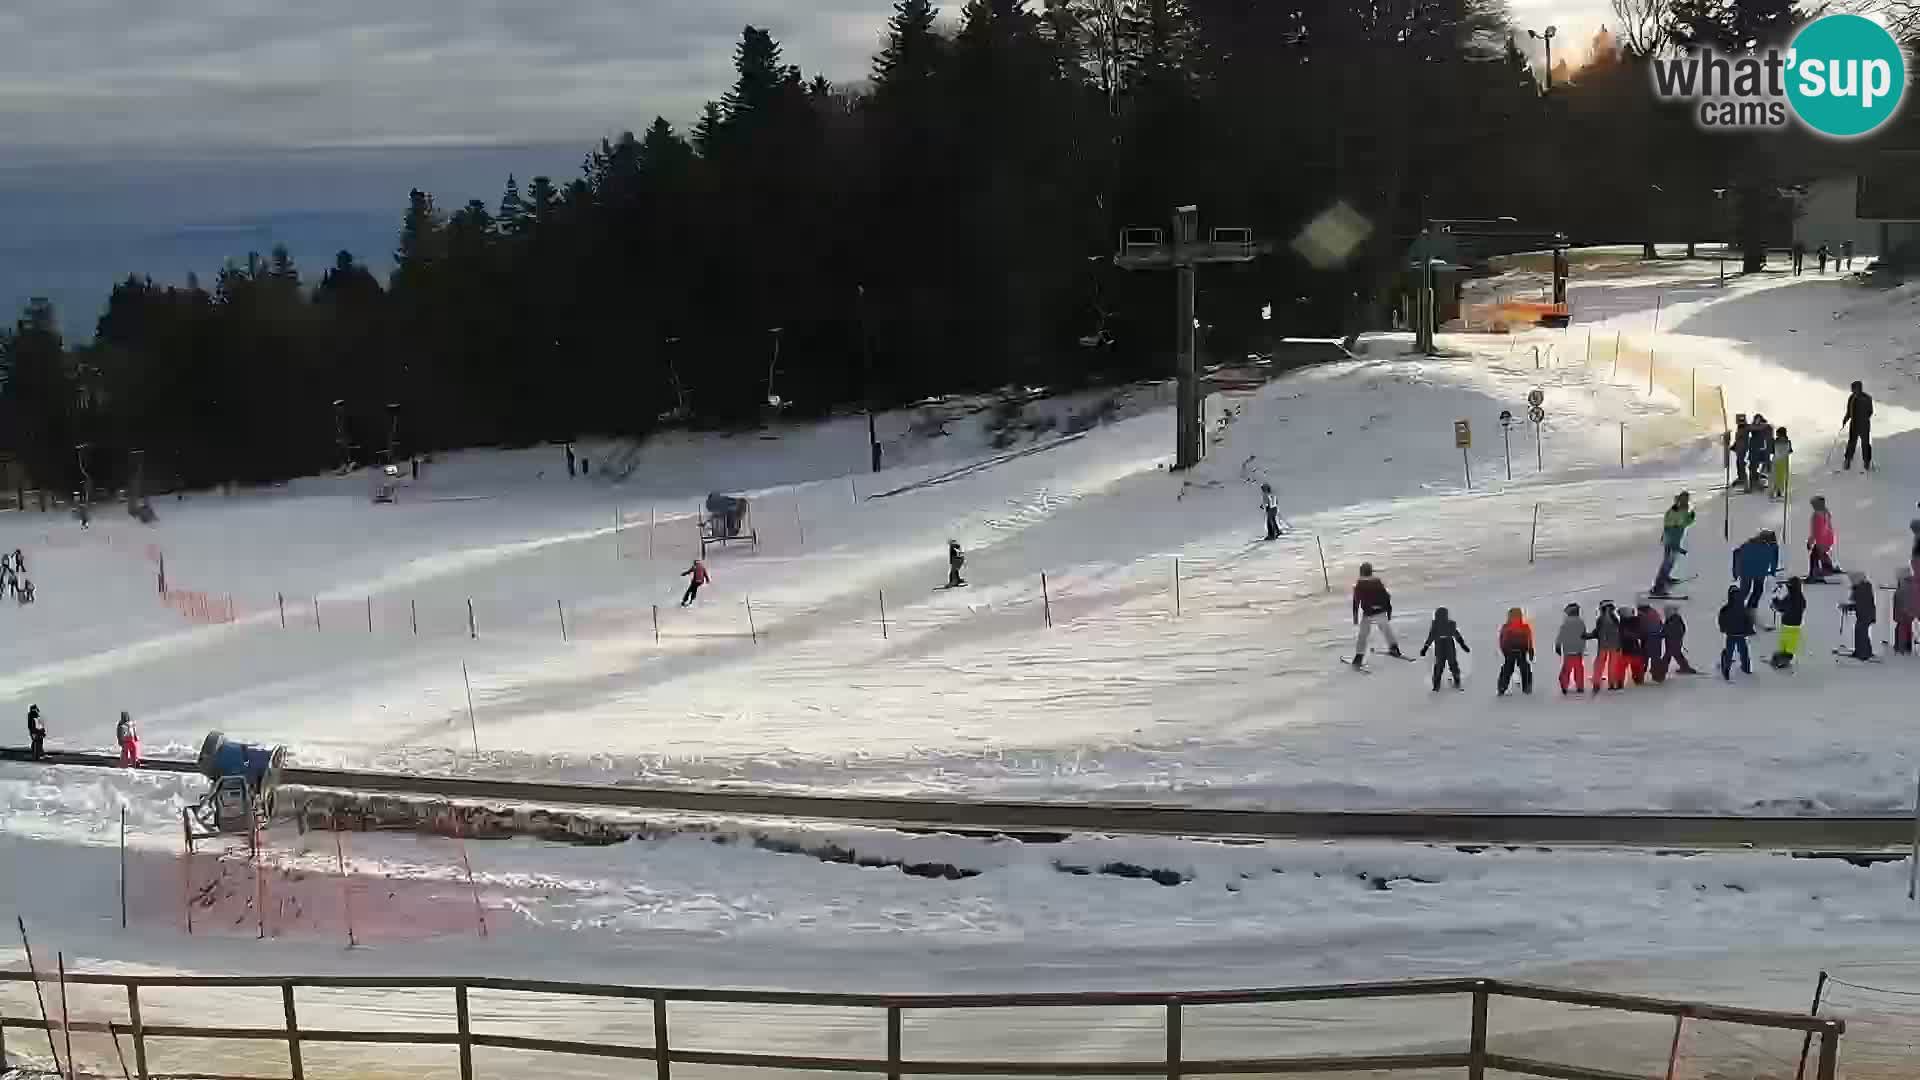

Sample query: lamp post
[766,327,784,408]
[1529,26,1559,91]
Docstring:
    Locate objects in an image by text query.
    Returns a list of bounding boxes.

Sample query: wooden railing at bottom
[0,972,1844,1080]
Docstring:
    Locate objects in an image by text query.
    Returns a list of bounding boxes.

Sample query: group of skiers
[1791,240,1855,276]
[1727,415,1791,497]
[0,548,34,605]
[22,705,140,766]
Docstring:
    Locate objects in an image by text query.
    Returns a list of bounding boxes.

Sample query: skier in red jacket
[680,559,710,607]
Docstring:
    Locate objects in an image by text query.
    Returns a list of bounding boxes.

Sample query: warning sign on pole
[1453,420,1472,449]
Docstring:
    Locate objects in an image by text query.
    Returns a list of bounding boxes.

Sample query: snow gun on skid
[183,731,287,844]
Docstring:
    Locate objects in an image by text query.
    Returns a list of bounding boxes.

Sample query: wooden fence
[0,972,1843,1080]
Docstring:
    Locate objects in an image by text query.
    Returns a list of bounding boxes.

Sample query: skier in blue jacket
[1732,529,1780,613]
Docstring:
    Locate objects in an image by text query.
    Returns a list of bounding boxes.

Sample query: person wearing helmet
[1745,414,1774,493]
[1554,602,1589,693]
[1591,601,1623,692]
[1651,492,1695,598]
[1660,604,1695,677]
[1717,585,1756,679]
[1840,570,1877,660]
[1637,602,1666,684]
[26,705,45,760]
[1808,496,1838,582]
[1769,577,1807,669]
[1350,563,1402,667]
[1770,426,1792,500]
[1260,483,1283,541]
[1843,381,1873,471]
[1419,607,1470,691]
[116,711,140,767]
[947,540,967,588]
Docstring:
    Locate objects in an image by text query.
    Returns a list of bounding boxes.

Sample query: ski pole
[1824,421,1846,469]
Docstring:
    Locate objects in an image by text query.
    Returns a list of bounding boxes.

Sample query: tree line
[2,0,1909,495]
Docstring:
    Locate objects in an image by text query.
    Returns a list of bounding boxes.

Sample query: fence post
[279,593,286,629]
[1648,346,1655,396]
[314,598,320,632]
[411,599,418,636]
[558,600,568,642]
[120,807,128,929]
[1690,369,1697,418]
[1662,1015,1684,1080]
[1316,537,1331,593]
[1815,1025,1840,1080]
[1166,999,1183,1080]
[1173,558,1181,617]
[653,605,660,644]
[1529,504,1540,564]
[1612,333,1620,381]
[467,598,477,639]
[1041,572,1053,628]
[281,984,305,1080]
[1620,423,1626,468]
[126,986,147,1080]
[653,995,671,1080]
[886,1006,903,1080]
[1468,982,1488,1080]
[879,590,888,640]
[462,662,479,755]
[1585,328,1592,364]
[1794,972,1830,1080]
[455,985,474,1080]
[649,506,656,561]
[367,596,373,633]
[746,596,758,644]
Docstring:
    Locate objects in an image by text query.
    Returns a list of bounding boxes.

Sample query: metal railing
[0,972,1844,1080]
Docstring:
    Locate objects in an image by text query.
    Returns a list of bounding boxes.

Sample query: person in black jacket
[1843,382,1873,471]
[1419,607,1470,691]
[1769,577,1807,669]
[26,704,45,760]
[1661,605,1696,676]
[1617,604,1647,686]
[947,540,967,588]
[1840,570,1877,659]
[1718,585,1756,679]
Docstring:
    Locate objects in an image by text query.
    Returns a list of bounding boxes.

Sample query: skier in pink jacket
[1807,496,1838,582]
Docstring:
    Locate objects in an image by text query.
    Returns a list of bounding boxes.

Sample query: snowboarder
[1817,243,1831,274]
[26,705,45,760]
[1745,414,1774,493]
[1842,239,1855,270]
[1895,567,1916,656]
[1843,382,1873,471]
[947,540,967,588]
[565,443,577,478]
[1591,601,1623,692]
[1661,604,1697,677]
[1495,608,1534,696]
[1419,607,1470,691]
[116,711,139,767]
[1638,602,1666,684]
[1554,602,1589,693]
[1717,585,1756,679]
[1350,563,1402,667]
[1770,577,1807,669]
[1651,492,1695,597]
[1840,570,1877,660]
[679,558,710,607]
[1808,496,1839,582]
[1732,530,1780,613]
[1260,483,1283,541]
[1617,603,1647,686]
[1770,427,1792,499]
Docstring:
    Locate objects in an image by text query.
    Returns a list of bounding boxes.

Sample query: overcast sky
[0,0,1600,330]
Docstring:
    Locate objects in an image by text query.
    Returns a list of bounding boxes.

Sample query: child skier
[1745,414,1774,493]
[1894,567,1916,655]
[947,540,967,588]
[1841,570,1877,661]
[1260,483,1283,541]
[679,558,710,607]
[1770,427,1792,500]
[116,711,140,767]
[1651,492,1695,598]
[1554,602,1588,693]
[1419,607,1470,691]
[1495,608,1535,696]
[1637,602,1666,683]
[1350,563,1403,667]
[26,704,45,760]
[1718,585,1756,679]
[1617,603,1646,687]
[1769,577,1807,669]
[1661,605,1696,677]
[1808,496,1838,582]
[1591,601,1623,693]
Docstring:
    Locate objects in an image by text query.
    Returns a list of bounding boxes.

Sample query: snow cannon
[699,492,757,553]
[188,732,287,839]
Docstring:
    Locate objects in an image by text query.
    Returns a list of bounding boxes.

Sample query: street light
[766,327,784,408]
[1528,26,1559,91]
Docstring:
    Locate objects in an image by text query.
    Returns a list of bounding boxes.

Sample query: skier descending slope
[1419,607,1470,691]
[1651,492,1694,598]
[1260,483,1284,541]
[1494,608,1535,696]
[947,540,968,588]
[1718,586,1756,680]
[1350,563,1402,667]
[1554,603,1589,693]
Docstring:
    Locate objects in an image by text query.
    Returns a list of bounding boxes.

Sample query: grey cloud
[0,0,899,151]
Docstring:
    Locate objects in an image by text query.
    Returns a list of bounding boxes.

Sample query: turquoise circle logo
[1786,14,1908,138]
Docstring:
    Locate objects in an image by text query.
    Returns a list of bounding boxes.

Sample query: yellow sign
[1454,420,1472,449]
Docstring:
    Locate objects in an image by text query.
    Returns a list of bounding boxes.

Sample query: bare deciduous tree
[1611,0,1673,57]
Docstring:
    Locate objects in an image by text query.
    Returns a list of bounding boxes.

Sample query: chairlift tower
[1114,206,1265,470]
